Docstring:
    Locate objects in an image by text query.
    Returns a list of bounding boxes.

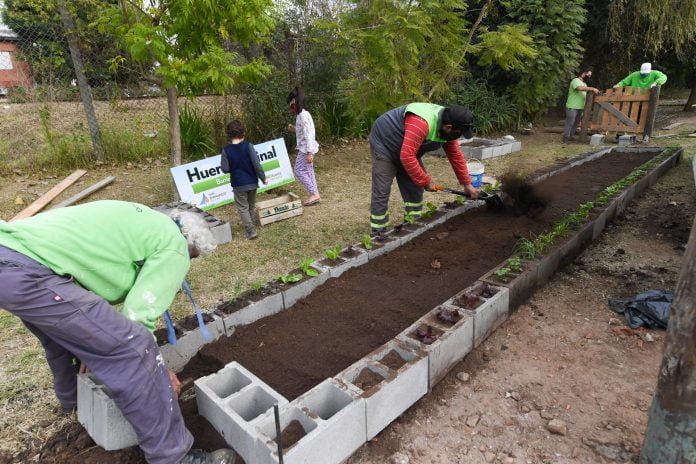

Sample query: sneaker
[58,405,76,416]
[246,231,258,240]
[180,449,237,464]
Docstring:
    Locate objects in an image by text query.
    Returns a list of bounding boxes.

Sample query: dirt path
[346,155,695,464]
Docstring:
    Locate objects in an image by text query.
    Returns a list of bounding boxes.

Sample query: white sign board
[170,138,294,210]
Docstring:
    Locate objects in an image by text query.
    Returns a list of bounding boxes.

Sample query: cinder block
[448,282,509,347]
[397,304,475,389]
[77,374,138,450]
[255,378,366,464]
[420,210,449,229]
[366,231,401,261]
[153,202,232,245]
[160,312,226,372]
[282,265,330,308]
[314,246,369,279]
[481,261,536,311]
[221,291,284,334]
[195,362,288,463]
[336,340,428,440]
[618,134,637,146]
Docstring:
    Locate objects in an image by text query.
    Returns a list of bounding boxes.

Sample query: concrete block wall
[282,264,330,308]
[219,291,284,334]
[77,373,138,450]
[195,362,288,463]
[445,282,509,348]
[336,339,428,440]
[313,246,368,279]
[255,378,366,464]
[397,304,475,389]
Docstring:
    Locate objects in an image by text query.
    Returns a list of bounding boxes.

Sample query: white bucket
[467,162,484,188]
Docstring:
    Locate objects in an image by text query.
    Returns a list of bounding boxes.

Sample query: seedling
[514,238,538,260]
[361,234,373,250]
[404,214,417,225]
[552,221,569,237]
[508,256,522,273]
[421,202,437,219]
[324,245,342,260]
[482,181,500,193]
[494,266,512,282]
[250,280,264,291]
[534,232,556,254]
[277,273,303,284]
[300,258,319,277]
[455,195,465,205]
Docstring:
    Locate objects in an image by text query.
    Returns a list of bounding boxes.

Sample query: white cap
[640,62,652,74]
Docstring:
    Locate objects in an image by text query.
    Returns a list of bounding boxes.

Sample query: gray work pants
[0,246,193,464]
[370,146,424,233]
[234,189,257,238]
[563,108,583,143]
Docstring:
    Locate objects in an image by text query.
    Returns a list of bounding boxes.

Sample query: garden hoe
[434,185,504,211]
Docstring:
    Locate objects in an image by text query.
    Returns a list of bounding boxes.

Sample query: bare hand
[465,183,479,200]
[168,369,181,397]
[287,124,295,132]
[79,362,90,374]
[424,183,438,192]
[263,179,269,185]
[592,88,600,95]
[306,154,314,164]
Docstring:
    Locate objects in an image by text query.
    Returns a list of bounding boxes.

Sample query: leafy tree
[96,0,275,167]
[608,1,696,111]
[501,0,587,118]
[337,0,537,132]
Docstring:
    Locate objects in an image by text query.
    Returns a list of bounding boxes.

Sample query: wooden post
[10,170,87,221]
[580,91,595,143]
[640,214,696,462]
[643,86,661,142]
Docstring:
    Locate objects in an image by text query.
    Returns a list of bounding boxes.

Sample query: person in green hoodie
[0,200,236,464]
[614,62,667,90]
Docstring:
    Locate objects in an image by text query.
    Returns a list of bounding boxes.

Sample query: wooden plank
[600,89,611,130]
[629,98,641,128]
[596,101,638,127]
[11,170,87,221]
[258,207,303,225]
[51,176,115,209]
[595,94,650,103]
[643,86,661,139]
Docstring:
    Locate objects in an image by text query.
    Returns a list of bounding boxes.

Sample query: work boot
[180,448,237,464]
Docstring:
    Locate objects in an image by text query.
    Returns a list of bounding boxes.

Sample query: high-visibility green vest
[405,103,446,143]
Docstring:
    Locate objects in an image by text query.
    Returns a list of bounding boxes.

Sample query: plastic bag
[608,289,673,329]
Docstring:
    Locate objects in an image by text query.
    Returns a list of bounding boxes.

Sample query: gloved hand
[650,83,657,88]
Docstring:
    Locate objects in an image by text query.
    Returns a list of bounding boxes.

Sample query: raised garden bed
[31,147,682,463]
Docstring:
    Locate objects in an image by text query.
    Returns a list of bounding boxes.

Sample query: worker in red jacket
[368,103,479,235]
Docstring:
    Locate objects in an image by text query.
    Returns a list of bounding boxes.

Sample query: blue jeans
[0,246,193,464]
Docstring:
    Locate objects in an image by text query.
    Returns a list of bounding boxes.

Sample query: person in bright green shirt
[563,70,600,144]
[614,62,667,90]
[0,201,237,464]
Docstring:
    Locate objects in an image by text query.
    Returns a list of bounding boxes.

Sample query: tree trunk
[640,214,696,463]
[684,82,696,112]
[56,0,104,160]
[167,86,182,199]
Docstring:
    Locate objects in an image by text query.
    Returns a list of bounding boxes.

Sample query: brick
[255,379,366,464]
[195,362,288,464]
[336,340,428,440]
[397,304,474,389]
[77,374,138,450]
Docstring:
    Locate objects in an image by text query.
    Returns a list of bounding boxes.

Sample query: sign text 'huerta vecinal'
[170,138,294,211]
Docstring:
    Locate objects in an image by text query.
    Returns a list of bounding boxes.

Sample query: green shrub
[444,80,518,135]
[179,103,215,160]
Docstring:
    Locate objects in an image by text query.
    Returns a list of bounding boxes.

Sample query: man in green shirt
[614,62,667,90]
[563,70,600,144]
[0,201,236,464]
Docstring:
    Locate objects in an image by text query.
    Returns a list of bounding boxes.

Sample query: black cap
[448,105,474,139]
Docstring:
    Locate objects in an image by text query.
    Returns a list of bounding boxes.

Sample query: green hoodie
[0,200,189,332]
[614,70,667,89]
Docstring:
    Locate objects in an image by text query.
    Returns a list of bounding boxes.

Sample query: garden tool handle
[434,184,488,199]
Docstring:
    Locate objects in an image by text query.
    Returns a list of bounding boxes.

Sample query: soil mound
[500,173,549,217]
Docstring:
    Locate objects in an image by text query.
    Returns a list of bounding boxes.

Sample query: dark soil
[392,223,419,236]
[179,313,214,331]
[280,420,307,450]
[340,246,362,259]
[453,293,483,310]
[379,350,408,370]
[436,307,462,324]
[353,368,386,391]
[500,172,549,217]
[216,297,252,315]
[476,282,498,298]
[318,257,347,267]
[414,324,443,345]
[246,282,283,302]
[28,150,658,464]
[464,141,491,148]
[154,326,182,346]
